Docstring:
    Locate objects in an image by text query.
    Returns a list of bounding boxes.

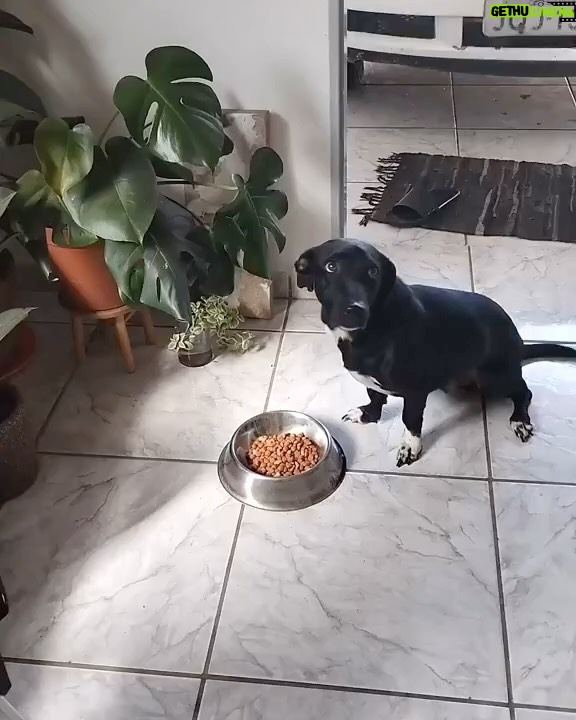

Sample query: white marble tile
[470,238,576,343]
[454,86,576,130]
[200,681,510,720]
[285,300,323,333]
[348,86,454,129]
[458,130,576,165]
[347,185,471,292]
[211,474,505,699]
[5,664,199,720]
[487,356,576,483]
[39,330,280,460]
[267,333,487,477]
[15,323,76,437]
[495,483,576,706]
[363,62,450,85]
[453,74,566,86]
[0,456,239,671]
[347,128,457,182]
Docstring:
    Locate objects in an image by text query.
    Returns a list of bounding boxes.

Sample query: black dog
[295,238,576,467]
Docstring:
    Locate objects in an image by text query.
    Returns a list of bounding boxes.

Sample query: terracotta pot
[0,383,38,503]
[46,229,123,313]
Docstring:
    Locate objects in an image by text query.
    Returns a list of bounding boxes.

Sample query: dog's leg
[396,393,428,467]
[343,389,387,424]
[478,362,534,443]
[508,379,534,442]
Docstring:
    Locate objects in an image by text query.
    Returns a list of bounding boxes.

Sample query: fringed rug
[353,152,576,243]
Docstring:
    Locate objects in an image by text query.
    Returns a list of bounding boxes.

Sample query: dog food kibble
[247,433,320,477]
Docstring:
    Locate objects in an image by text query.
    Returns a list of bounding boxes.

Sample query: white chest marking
[349,371,390,395]
[328,326,351,343]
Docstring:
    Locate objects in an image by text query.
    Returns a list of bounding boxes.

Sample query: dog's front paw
[343,407,368,424]
[396,433,423,468]
[511,420,534,443]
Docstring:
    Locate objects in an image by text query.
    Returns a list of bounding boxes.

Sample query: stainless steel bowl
[218,410,346,511]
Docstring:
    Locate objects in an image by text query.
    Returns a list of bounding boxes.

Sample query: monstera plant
[0,13,288,322]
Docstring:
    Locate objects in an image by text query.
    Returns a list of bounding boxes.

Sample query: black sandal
[386,184,460,228]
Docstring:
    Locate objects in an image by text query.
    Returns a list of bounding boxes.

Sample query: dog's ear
[295,249,317,292]
[376,251,397,296]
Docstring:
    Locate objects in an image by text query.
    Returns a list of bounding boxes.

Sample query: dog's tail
[523,343,576,361]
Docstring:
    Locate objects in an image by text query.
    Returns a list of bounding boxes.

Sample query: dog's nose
[345,302,367,315]
[343,302,368,327]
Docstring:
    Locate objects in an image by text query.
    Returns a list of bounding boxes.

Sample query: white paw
[396,431,423,467]
[511,420,534,443]
[342,407,365,424]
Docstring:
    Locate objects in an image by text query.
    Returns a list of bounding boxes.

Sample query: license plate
[483,1,576,36]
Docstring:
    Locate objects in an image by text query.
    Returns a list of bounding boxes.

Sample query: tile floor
[2,66,576,720]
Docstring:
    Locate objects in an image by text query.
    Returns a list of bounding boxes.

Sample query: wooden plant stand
[67,303,156,374]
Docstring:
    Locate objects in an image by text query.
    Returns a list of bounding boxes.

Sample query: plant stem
[157,180,235,191]
[161,194,207,228]
[157,180,193,186]
[194,180,235,191]
[97,111,120,145]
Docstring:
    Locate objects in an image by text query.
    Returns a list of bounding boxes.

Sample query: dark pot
[0,249,16,311]
[0,383,38,503]
[177,330,214,367]
[0,250,25,373]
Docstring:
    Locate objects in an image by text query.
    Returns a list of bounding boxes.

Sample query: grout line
[261,302,290,412]
[3,657,202,680]
[192,505,246,720]
[467,243,475,285]
[449,71,460,154]
[2,655,509,709]
[8,655,576,714]
[484,397,517,720]
[34,326,99,445]
[346,125,576,131]
[361,82,568,88]
[191,304,290,719]
[38,448,576,488]
[517,703,576,715]
[202,674,509,707]
[565,77,576,109]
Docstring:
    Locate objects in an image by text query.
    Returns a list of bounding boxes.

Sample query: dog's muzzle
[340,302,369,330]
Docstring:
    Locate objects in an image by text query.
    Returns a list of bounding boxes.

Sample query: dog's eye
[368,266,379,278]
[325,261,338,273]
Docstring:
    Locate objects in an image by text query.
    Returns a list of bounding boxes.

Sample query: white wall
[0,0,344,287]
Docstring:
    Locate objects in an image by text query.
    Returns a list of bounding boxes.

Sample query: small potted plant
[0,15,289,325]
[168,296,253,367]
[0,307,38,502]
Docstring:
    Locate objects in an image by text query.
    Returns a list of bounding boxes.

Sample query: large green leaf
[0,187,16,220]
[113,46,225,170]
[15,169,62,218]
[104,198,234,319]
[64,136,158,244]
[12,169,98,248]
[0,70,45,115]
[212,147,288,279]
[0,11,33,34]
[34,118,94,195]
[150,155,196,185]
[4,115,85,147]
[104,212,191,321]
